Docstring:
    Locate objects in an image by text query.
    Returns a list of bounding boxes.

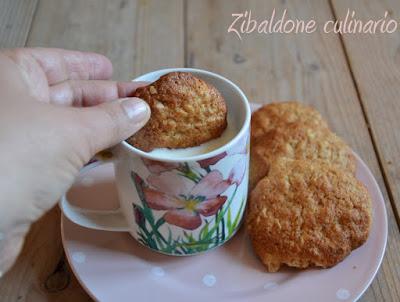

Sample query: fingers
[49,80,149,106]
[77,98,151,153]
[6,47,113,85]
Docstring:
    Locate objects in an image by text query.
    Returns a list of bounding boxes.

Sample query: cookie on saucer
[249,122,356,190]
[251,101,328,141]
[246,158,372,272]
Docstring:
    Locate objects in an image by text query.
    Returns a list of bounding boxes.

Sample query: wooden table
[1,0,399,301]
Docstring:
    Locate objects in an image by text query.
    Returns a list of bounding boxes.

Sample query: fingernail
[121,98,150,120]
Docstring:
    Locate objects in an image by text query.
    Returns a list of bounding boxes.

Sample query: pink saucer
[61,105,387,302]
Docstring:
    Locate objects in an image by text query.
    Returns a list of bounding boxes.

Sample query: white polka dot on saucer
[263,282,278,290]
[151,266,165,278]
[336,288,351,300]
[202,274,217,287]
[72,252,86,264]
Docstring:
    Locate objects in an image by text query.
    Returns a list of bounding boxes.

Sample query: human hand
[0,48,150,273]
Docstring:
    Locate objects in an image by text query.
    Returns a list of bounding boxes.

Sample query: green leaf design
[227,207,232,232]
[229,196,246,235]
[139,226,157,249]
[199,220,210,241]
[177,163,202,183]
[154,217,166,230]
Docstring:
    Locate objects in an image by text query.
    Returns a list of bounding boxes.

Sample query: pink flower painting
[197,152,227,169]
[142,154,247,230]
[143,171,230,230]
[142,158,180,174]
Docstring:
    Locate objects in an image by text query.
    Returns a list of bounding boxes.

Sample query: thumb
[77,97,150,153]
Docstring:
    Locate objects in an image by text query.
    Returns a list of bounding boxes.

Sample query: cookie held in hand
[127,72,227,152]
[246,158,372,272]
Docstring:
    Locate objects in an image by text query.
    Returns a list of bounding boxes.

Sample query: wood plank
[331,0,400,231]
[0,0,38,48]
[26,0,184,80]
[0,0,183,301]
[329,2,400,299]
[186,0,400,301]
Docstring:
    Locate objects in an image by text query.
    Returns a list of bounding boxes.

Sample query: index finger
[7,47,113,85]
[49,80,150,107]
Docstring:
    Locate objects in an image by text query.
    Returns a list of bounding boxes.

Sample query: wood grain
[0,0,38,48]
[26,0,184,80]
[0,0,183,301]
[331,0,400,226]
[329,2,400,298]
[186,0,400,301]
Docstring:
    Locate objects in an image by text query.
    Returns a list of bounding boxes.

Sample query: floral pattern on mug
[129,148,248,255]
[144,171,230,230]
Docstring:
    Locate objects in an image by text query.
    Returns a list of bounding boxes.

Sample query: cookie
[249,122,356,190]
[246,158,372,272]
[251,101,328,141]
[127,72,227,151]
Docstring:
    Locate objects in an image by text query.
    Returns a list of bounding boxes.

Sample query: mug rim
[119,67,251,162]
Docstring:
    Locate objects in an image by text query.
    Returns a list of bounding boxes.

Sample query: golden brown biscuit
[251,101,328,141]
[249,123,356,190]
[127,72,227,151]
[246,158,372,272]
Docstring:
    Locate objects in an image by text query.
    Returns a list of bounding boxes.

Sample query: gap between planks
[183,0,189,67]
[23,0,39,48]
[327,0,400,230]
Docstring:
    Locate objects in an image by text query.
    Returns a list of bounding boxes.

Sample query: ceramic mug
[60,68,251,256]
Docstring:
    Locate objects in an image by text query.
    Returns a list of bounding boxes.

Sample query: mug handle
[60,159,130,232]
